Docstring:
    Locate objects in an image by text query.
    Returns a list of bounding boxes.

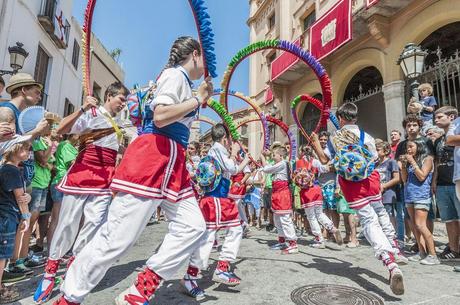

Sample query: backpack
[333,129,375,182]
[293,158,316,189]
[195,155,222,193]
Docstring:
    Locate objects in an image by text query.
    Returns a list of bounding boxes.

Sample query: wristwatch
[21,212,31,220]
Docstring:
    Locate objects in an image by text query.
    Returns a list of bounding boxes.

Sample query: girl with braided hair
[53,36,213,305]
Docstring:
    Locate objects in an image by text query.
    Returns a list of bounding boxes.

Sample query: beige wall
[247,0,460,152]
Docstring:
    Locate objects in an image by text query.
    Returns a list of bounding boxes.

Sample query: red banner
[270,38,301,81]
[309,0,352,61]
[366,0,379,8]
[265,87,274,105]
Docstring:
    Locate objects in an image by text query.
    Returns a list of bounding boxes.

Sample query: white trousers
[48,194,111,260]
[356,203,394,257]
[273,213,297,241]
[61,193,205,304]
[370,200,396,244]
[236,199,248,226]
[305,205,335,241]
[189,226,243,270]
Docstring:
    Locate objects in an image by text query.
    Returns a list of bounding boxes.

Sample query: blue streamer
[190,0,218,78]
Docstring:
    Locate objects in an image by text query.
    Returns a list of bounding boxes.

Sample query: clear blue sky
[72,0,251,123]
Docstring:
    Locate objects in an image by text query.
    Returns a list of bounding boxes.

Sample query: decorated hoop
[236,114,297,161]
[219,40,332,135]
[290,94,340,142]
[82,0,217,114]
[207,99,240,141]
[197,115,217,126]
[212,88,270,150]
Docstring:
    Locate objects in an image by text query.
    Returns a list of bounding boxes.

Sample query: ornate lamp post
[0,42,29,76]
[397,43,428,102]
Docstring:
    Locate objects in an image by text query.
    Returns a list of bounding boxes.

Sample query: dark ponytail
[165,36,201,69]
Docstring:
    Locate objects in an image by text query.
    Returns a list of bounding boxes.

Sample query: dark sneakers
[439,247,460,260]
[1,269,26,283]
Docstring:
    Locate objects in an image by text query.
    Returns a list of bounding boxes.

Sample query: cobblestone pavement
[12,221,460,305]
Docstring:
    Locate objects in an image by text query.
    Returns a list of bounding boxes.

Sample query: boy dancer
[53,36,212,305]
[34,82,129,303]
[228,151,251,229]
[261,147,298,254]
[311,102,404,295]
[183,123,250,299]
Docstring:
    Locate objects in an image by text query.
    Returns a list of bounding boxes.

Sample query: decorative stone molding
[367,14,390,48]
[248,0,278,29]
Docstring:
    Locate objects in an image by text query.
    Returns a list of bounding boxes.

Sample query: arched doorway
[299,93,324,147]
[412,22,460,110]
[343,66,386,140]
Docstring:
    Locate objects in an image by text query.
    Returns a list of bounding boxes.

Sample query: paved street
[12,221,460,305]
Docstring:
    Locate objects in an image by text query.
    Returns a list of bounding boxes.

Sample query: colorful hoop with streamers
[197,115,217,126]
[82,0,217,115]
[236,114,297,161]
[207,99,240,141]
[212,89,270,150]
[220,40,332,133]
[290,94,340,142]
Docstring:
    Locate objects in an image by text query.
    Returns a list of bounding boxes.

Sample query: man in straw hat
[0,73,49,137]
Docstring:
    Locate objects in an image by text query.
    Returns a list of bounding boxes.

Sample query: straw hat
[5,73,43,94]
[0,134,32,155]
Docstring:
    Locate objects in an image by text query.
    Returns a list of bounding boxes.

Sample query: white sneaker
[420,255,441,265]
[180,275,205,300]
[389,267,404,295]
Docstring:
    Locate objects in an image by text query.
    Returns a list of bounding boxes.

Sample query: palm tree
[110,48,122,62]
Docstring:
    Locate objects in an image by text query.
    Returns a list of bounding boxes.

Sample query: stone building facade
[246,0,460,155]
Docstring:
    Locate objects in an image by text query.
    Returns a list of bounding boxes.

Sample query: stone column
[383,80,406,140]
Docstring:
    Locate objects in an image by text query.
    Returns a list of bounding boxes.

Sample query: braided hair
[164,36,201,69]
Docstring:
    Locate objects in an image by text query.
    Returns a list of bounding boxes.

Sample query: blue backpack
[333,129,375,182]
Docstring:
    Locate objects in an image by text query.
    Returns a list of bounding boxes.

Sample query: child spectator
[243,161,265,228]
[400,137,439,265]
[418,83,437,126]
[375,140,400,227]
[0,135,32,303]
[433,106,460,260]
[47,134,79,247]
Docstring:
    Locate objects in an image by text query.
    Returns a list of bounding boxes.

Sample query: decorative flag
[54,1,68,46]
[309,0,352,61]
[270,38,302,81]
[265,86,274,105]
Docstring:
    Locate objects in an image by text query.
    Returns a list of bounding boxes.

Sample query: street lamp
[0,42,29,76]
[397,43,428,102]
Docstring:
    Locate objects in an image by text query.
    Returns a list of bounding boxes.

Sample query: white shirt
[208,142,238,179]
[263,160,289,181]
[447,117,460,182]
[150,66,196,130]
[329,124,377,159]
[70,106,124,151]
